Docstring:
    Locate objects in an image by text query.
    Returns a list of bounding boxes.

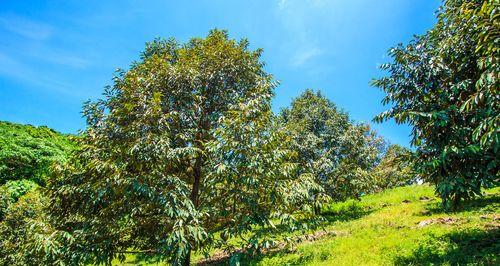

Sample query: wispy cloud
[278,0,289,10]
[0,15,52,40]
[277,0,333,10]
[308,0,332,8]
[28,48,92,69]
[0,52,85,98]
[48,54,91,69]
[291,47,323,67]
[0,14,91,76]
[274,0,327,68]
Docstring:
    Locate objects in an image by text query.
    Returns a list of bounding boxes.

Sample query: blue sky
[0,0,440,146]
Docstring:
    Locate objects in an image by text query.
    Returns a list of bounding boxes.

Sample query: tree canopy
[280,90,386,203]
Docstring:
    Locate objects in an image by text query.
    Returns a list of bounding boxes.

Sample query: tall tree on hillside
[373,0,499,209]
[49,30,316,265]
[280,90,385,205]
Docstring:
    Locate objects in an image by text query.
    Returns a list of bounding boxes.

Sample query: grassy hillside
[236,185,499,266]
[0,121,76,207]
[122,185,499,265]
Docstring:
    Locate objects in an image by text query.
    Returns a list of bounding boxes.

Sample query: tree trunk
[185,141,202,266]
[313,194,321,215]
[190,105,207,209]
[314,205,321,215]
[190,155,203,208]
[183,250,191,266]
[185,103,208,265]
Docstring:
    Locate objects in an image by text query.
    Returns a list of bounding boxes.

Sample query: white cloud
[277,0,335,10]
[0,14,91,70]
[274,1,327,68]
[30,48,92,69]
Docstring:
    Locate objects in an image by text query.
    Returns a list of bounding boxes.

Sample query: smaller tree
[332,123,386,199]
[371,144,416,192]
[280,90,385,204]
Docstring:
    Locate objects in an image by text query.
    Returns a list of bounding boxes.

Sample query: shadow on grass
[321,202,374,224]
[198,204,373,265]
[245,202,373,241]
[198,248,288,266]
[422,193,500,216]
[131,255,163,265]
[394,228,500,266]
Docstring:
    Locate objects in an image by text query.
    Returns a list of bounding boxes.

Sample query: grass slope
[119,185,499,265]
[243,185,499,266]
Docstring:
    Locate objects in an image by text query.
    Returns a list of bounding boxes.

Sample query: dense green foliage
[48,30,317,265]
[280,90,386,202]
[0,121,76,186]
[0,190,73,266]
[373,0,499,209]
[0,122,76,265]
[1,179,38,202]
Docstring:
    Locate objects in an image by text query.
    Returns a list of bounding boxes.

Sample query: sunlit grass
[243,185,499,266]
[115,185,499,265]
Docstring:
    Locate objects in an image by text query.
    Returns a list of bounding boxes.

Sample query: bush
[0,190,75,266]
[2,179,38,202]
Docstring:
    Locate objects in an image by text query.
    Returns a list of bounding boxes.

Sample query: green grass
[117,185,500,265]
[242,185,499,266]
